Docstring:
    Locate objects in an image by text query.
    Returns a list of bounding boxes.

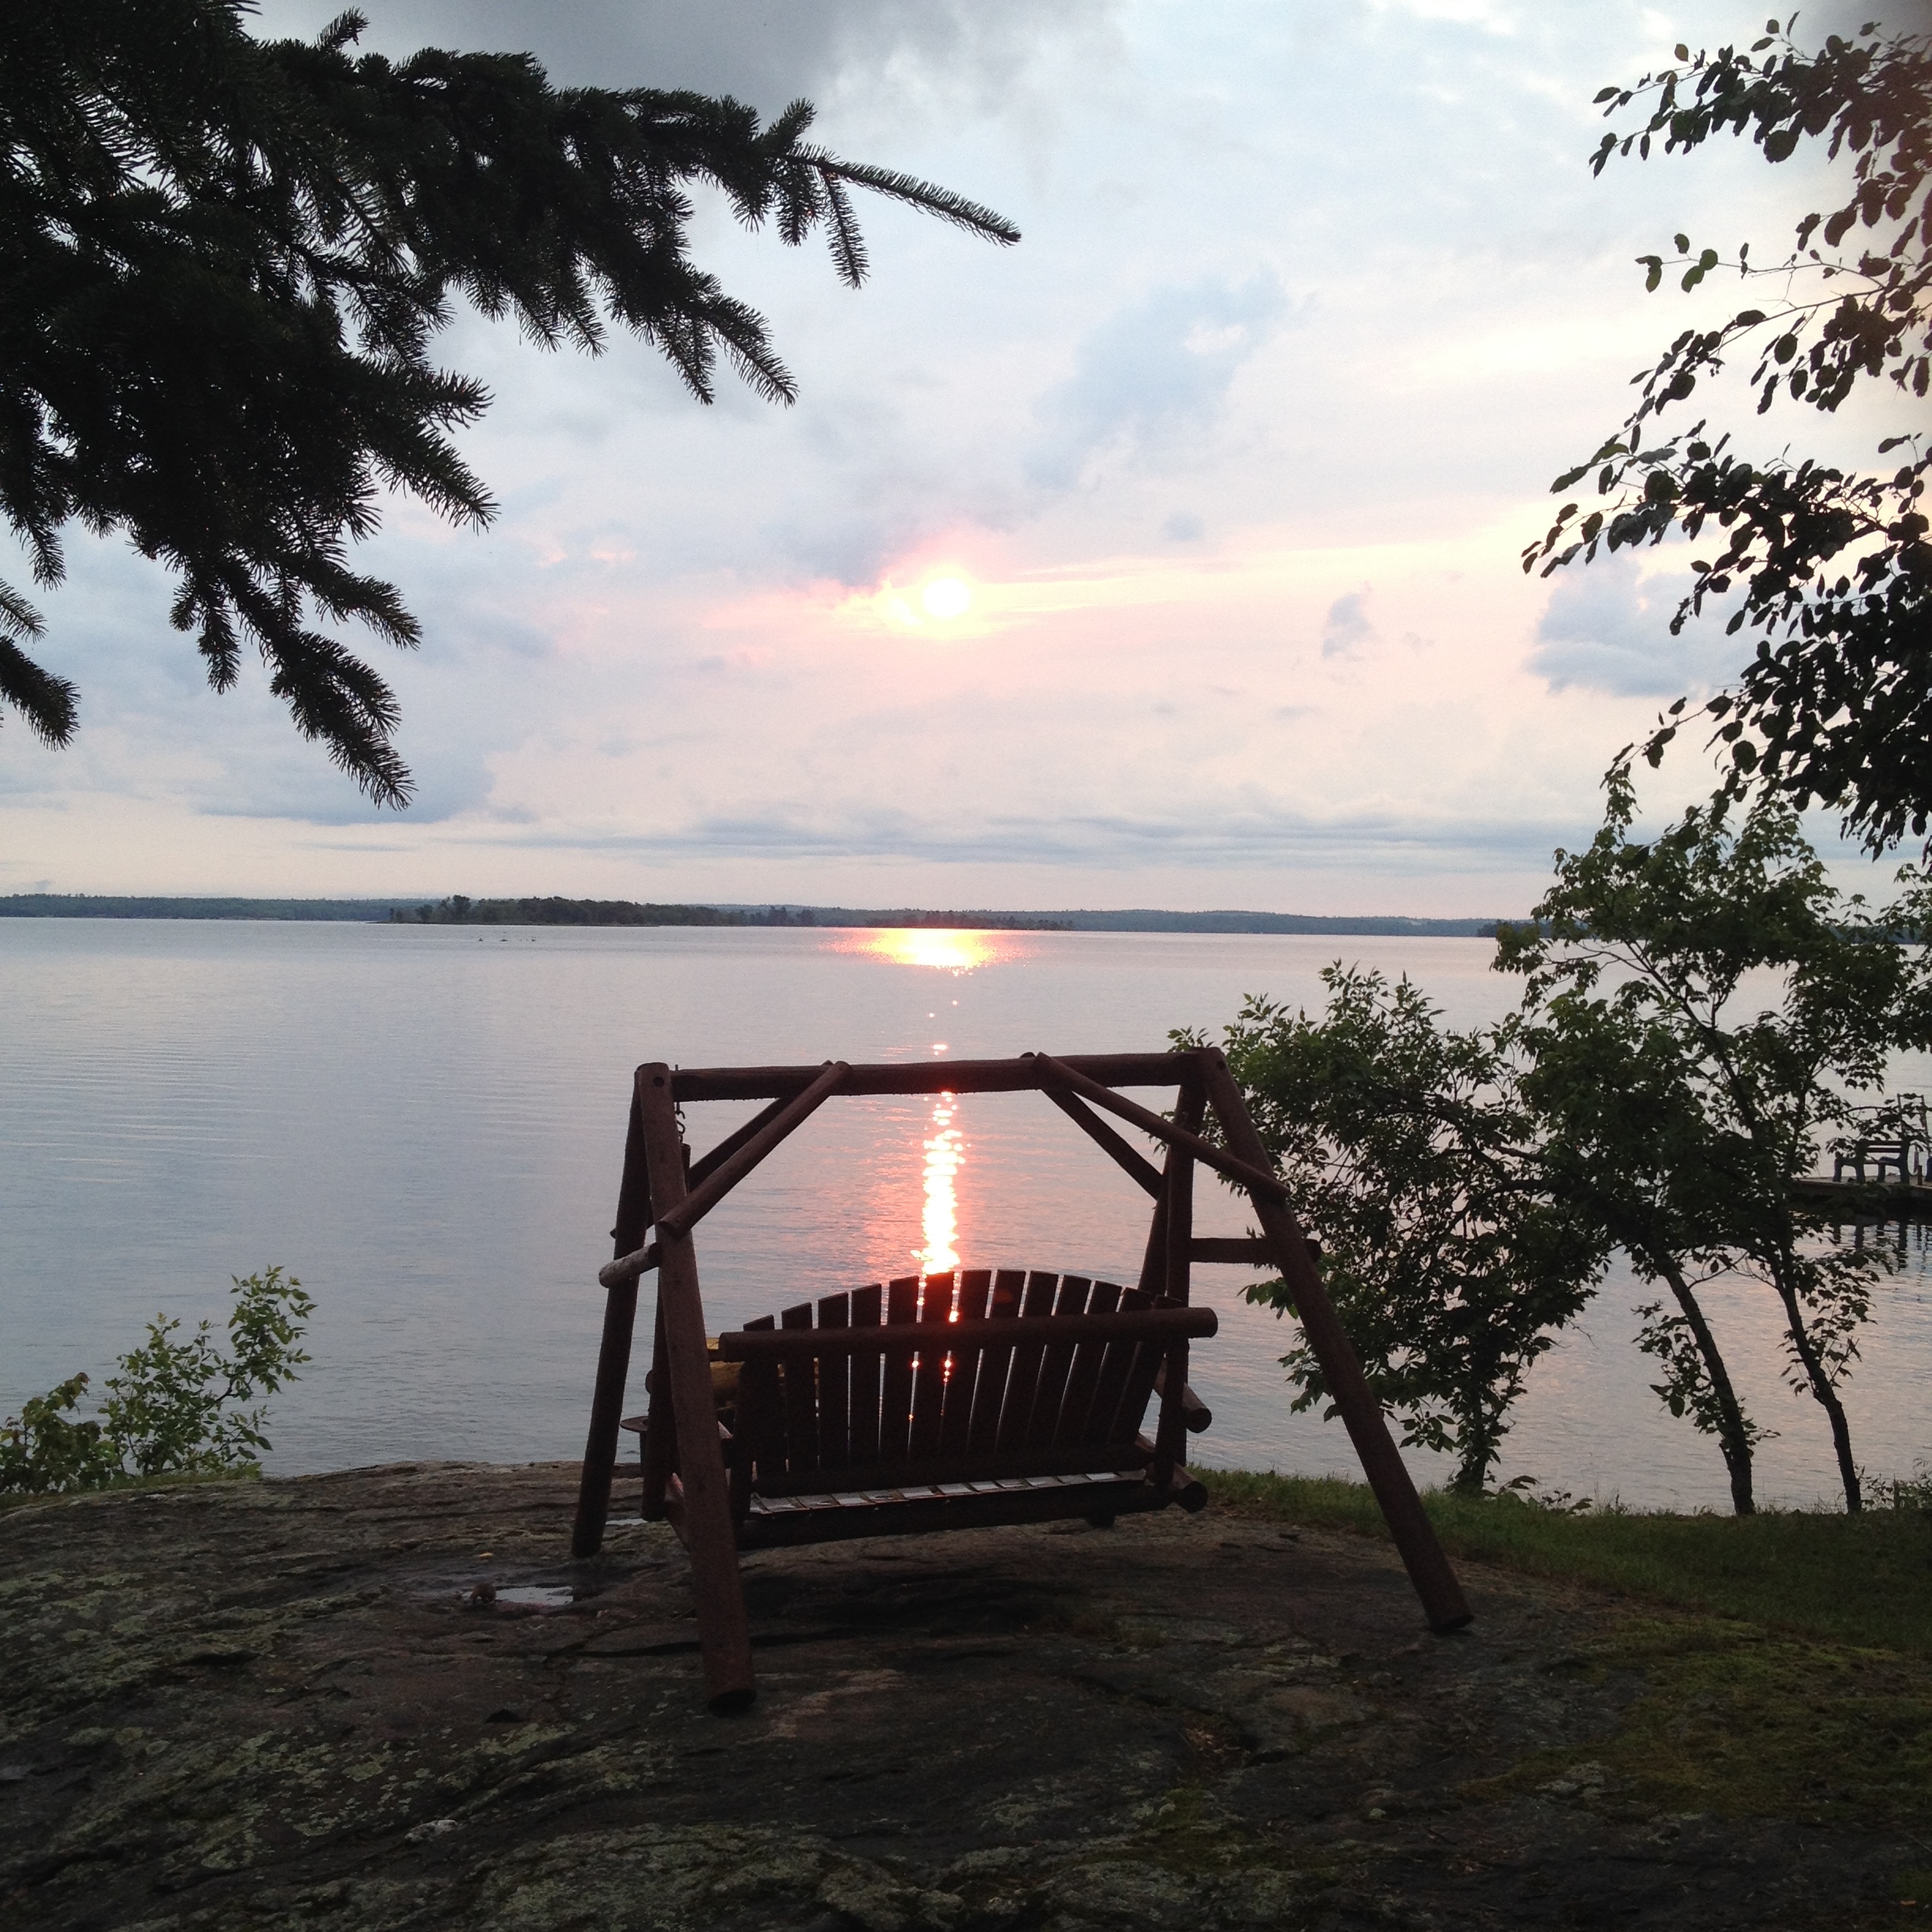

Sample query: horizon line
[0,892,1518,934]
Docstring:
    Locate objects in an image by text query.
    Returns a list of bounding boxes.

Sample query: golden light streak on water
[831,927,1006,972]
[917,1090,963,1274]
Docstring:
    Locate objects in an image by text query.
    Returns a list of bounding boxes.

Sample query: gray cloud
[1320,590,1373,660]
[253,1,1118,117]
[1027,274,1290,488]
[453,799,1579,874]
[1528,556,1741,698]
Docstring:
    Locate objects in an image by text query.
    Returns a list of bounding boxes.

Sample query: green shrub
[0,1374,122,1494]
[0,1268,313,1494]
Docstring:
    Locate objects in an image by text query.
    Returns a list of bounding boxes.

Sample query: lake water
[2,919,1927,1511]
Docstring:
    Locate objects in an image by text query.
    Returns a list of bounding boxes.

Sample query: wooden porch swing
[571,1046,1472,1709]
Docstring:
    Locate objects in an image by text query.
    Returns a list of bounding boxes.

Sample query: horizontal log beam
[669,1051,1196,1103]
[1190,1236,1316,1264]
[717,1306,1216,1362]
[604,1235,1303,1293]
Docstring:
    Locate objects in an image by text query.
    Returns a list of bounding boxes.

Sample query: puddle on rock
[489,1586,575,1611]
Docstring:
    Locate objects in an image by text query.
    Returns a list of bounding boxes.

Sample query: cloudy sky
[2,0,1907,913]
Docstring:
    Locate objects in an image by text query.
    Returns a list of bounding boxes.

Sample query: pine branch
[0,582,77,744]
[0,1,1018,800]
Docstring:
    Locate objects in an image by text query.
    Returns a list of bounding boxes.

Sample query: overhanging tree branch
[1526,14,1931,853]
[0,2,1020,803]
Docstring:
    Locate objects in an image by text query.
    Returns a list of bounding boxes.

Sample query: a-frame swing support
[571,1047,1472,1711]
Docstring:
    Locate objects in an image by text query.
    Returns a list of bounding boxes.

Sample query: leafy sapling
[0,1375,122,1495]
[0,1267,313,1492]
[103,1267,315,1476]
[1192,972,1607,1496]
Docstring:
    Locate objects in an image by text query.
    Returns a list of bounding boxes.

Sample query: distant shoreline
[0,893,1508,938]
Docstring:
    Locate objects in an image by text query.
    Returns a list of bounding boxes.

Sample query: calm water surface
[3,919,1927,1509]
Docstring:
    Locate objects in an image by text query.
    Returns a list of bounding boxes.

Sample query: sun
[920,575,972,620]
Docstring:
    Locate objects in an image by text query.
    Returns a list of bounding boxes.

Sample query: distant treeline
[774,907,1071,931]
[397,897,1073,930]
[0,894,410,921]
[953,909,1503,938]
[3,894,1510,936]
[782,907,1507,937]
[396,896,740,927]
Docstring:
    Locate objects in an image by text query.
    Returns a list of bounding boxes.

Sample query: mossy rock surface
[0,1462,1923,1930]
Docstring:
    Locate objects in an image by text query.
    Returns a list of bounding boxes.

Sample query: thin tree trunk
[1452,1393,1494,1496]
[1456,1335,1507,1496]
[1769,1267,1862,1512]
[1651,1250,1755,1515]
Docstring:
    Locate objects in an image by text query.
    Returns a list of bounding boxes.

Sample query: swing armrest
[1153,1363,1211,1432]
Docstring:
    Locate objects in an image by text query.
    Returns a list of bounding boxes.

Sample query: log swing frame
[571,1046,1472,1709]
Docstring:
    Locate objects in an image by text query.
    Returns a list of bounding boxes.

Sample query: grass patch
[1459,1614,1932,1833]
[1582,1618,1932,1829]
[1205,1471,1932,1835]
[0,1465,263,1515]
[1200,1469,1932,1656]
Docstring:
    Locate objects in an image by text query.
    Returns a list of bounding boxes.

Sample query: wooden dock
[1795,1175,1932,1221]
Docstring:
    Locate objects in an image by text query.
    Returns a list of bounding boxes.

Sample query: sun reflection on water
[918,1091,963,1274]
[832,927,1019,973]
